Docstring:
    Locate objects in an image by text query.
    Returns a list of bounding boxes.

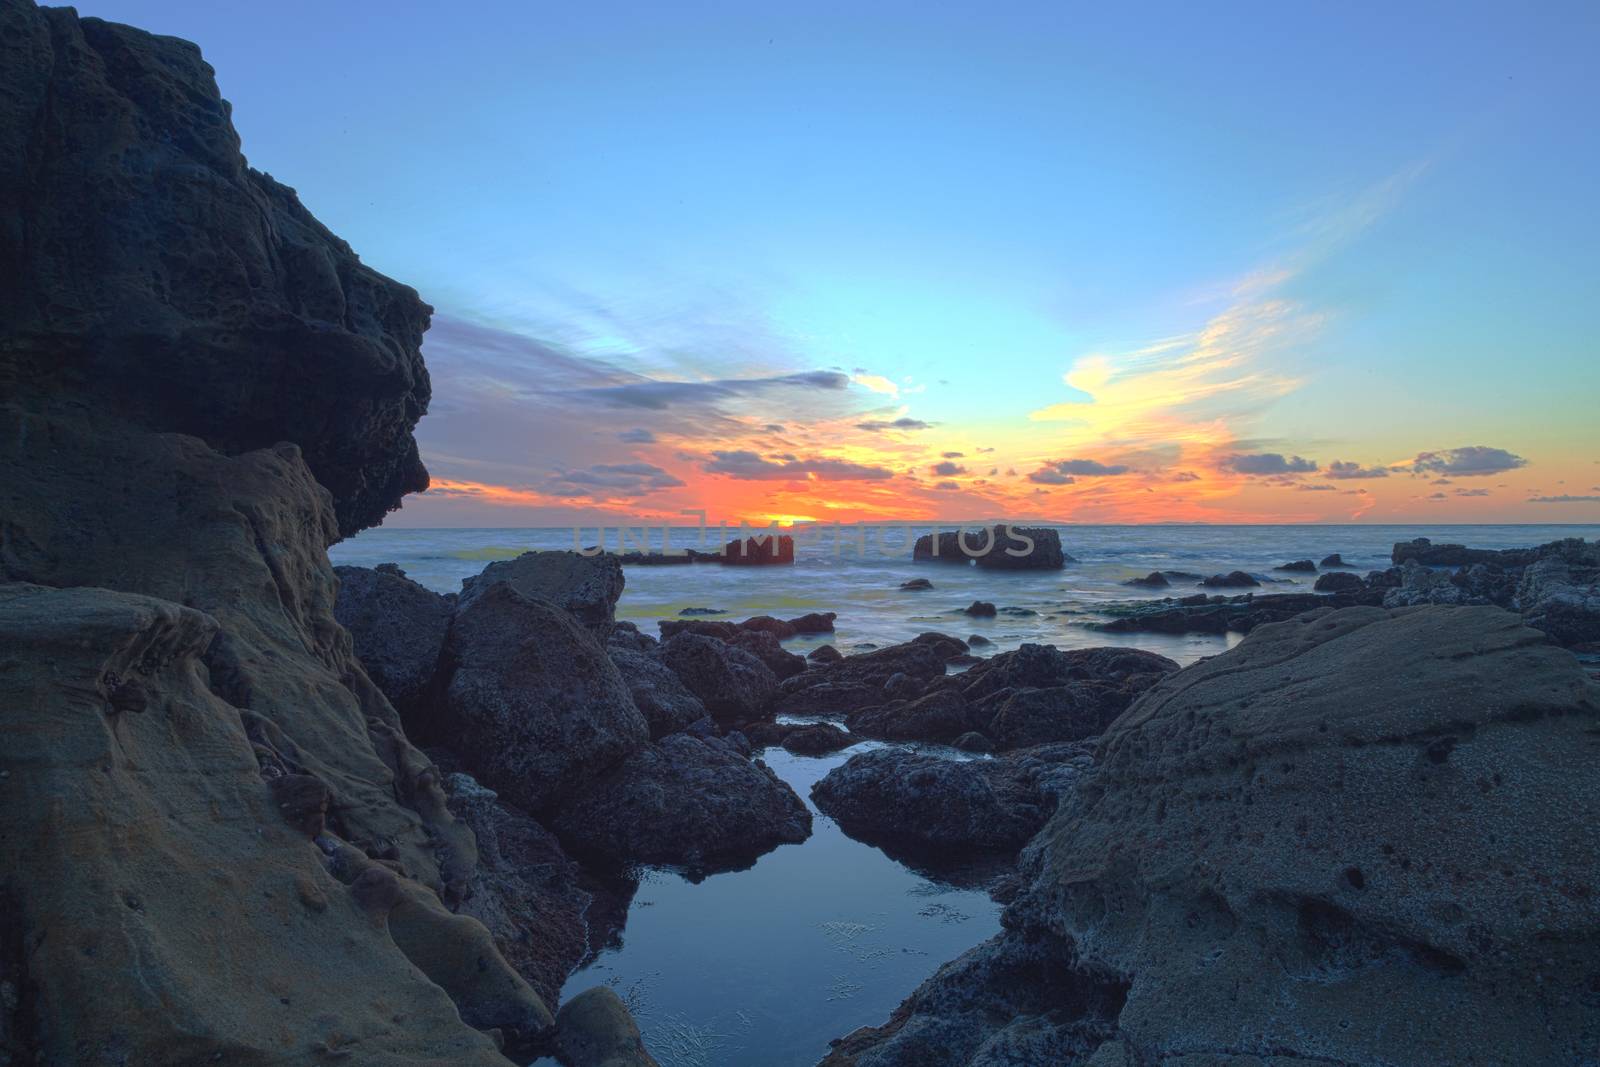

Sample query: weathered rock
[0,4,430,538]
[811,745,1092,858]
[1096,588,1384,636]
[721,533,795,564]
[1313,570,1365,593]
[653,632,779,721]
[774,635,962,715]
[1275,559,1316,572]
[789,611,839,633]
[848,689,974,743]
[900,577,935,590]
[1121,571,1169,588]
[1320,552,1353,567]
[1518,556,1600,649]
[443,583,648,812]
[1382,559,1470,607]
[607,647,709,740]
[607,620,657,652]
[554,734,812,872]
[729,628,809,679]
[913,525,1069,569]
[1199,570,1258,588]
[334,563,453,729]
[966,633,992,647]
[458,550,625,638]
[808,643,844,663]
[964,600,997,617]
[780,722,856,755]
[554,986,660,1067]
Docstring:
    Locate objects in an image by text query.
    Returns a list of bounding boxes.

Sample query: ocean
[331,523,1598,1066]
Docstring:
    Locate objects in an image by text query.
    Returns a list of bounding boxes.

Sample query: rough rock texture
[1518,556,1600,649]
[774,634,967,715]
[830,605,1600,1065]
[653,631,779,720]
[334,563,454,729]
[554,735,812,872]
[554,987,661,1067]
[1275,559,1316,572]
[1313,569,1365,593]
[812,745,1092,857]
[0,583,520,1065]
[0,1,430,538]
[1121,571,1168,588]
[913,525,1068,569]
[606,646,709,739]
[1199,570,1258,588]
[1096,588,1384,636]
[458,550,625,638]
[442,583,648,812]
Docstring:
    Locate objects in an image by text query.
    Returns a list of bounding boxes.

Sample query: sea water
[332,523,1597,1066]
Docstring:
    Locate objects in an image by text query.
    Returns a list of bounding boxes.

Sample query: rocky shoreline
[3,4,1598,1065]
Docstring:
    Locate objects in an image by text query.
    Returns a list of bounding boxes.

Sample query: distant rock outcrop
[912,525,1070,569]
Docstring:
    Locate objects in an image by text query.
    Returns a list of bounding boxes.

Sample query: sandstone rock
[1313,570,1365,593]
[334,563,453,730]
[607,647,709,740]
[554,986,660,1067]
[653,632,778,721]
[554,735,812,872]
[443,583,647,812]
[458,550,624,638]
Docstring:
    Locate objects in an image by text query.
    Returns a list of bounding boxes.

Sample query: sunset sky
[86,1,1600,525]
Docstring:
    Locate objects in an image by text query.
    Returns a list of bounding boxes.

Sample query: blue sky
[77,0,1600,523]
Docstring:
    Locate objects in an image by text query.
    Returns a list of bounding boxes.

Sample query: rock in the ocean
[607,647,710,739]
[554,986,661,1067]
[900,577,935,590]
[458,550,625,638]
[1121,571,1169,588]
[913,525,1069,569]
[554,734,812,872]
[964,600,998,617]
[1320,552,1353,567]
[721,533,795,564]
[1382,559,1470,607]
[780,722,856,755]
[443,583,648,811]
[808,643,844,663]
[1313,569,1365,593]
[1199,570,1259,588]
[653,631,779,720]
[1275,559,1317,572]
[333,563,453,730]
[1518,556,1600,649]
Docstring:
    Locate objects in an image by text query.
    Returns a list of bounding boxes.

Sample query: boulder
[653,632,779,721]
[443,583,648,812]
[1121,572,1169,588]
[1518,557,1600,649]
[1320,552,1353,567]
[964,600,997,617]
[554,986,660,1067]
[1313,570,1365,593]
[1199,570,1258,588]
[553,734,812,872]
[333,563,453,729]
[808,643,844,663]
[913,525,1069,569]
[1383,559,1470,607]
[1275,559,1316,572]
[721,533,795,564]
[729,629,808,679]
[780,722,856,755]
[607,620,657,652]
[774,635,962,715]
[848,689,974,743]
[900,577,935,590]
[458,550,625,638]
[607,647,709,739]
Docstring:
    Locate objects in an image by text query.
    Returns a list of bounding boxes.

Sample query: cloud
[578,369,849,410]
[931,461,967,476]
[1454,488,1491,497]
[544,462,684,499]
[1220,452,1318,475]
[618,428,656,443]
[1325,460,1389,480]
[1410,446,1528,478]
[764,424,786,433]
[1027,468,1077,485]
[855,417,932,433]
[1171,471,1202,482]
[1528,494,1600,503]
[1296,483,1337,492]
[1427,492,1449,500]
[942,451,965,459]
[1052,458,1132,476]
[851,372,900,396]
[934,481,960,491]
[702,450,895,481]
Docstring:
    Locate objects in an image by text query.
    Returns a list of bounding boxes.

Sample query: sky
[81,0,1600,526]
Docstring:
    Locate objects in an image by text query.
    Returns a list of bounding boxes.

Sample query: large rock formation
[457,550,625,638]
[912,525,1069,569]
[825,605,1600,1065]
[0,1,431,537]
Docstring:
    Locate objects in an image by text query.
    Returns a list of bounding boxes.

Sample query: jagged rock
[1199,570,1258,588]
[729,628,808,679]
[913,526,1069,569]
[1275,559,1316,572]
[1313,570,1365,593]
[0,3,431,538]
[457,550,624,638]
[554,987,660,1067]
[774,635,964,715]
[553,734,811,872]
[1095,589,1384,636]
[653,632,778,721]
[443,583,647,812]
[607,620,657,652]
[333,563,453,730]
[1518,557,1600,649]
[607,648,709,740]
[1383,559,1471,607]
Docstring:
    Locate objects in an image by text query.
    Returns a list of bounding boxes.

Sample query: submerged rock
[554,734,812,872]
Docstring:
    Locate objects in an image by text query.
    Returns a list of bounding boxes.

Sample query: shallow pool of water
[557,744,1002,1067]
